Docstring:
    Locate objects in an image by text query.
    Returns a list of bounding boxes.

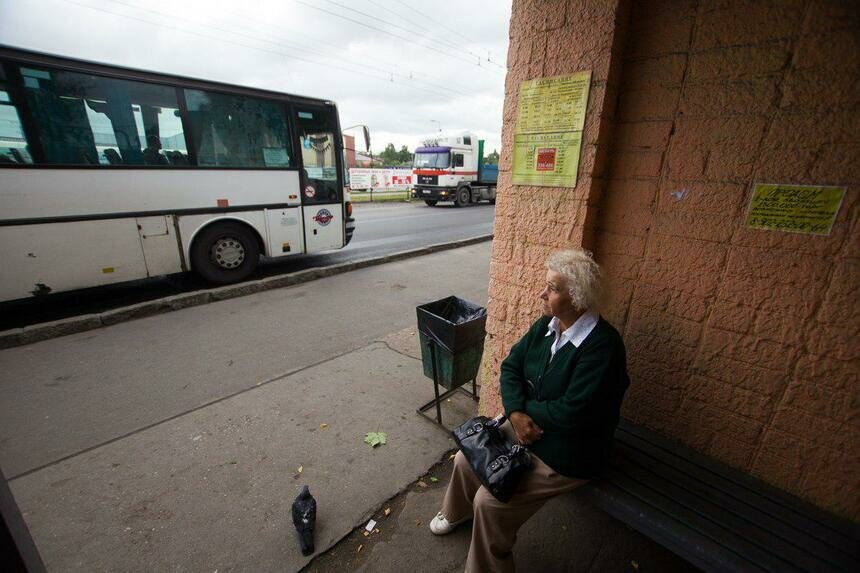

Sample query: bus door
[294,105,344,251]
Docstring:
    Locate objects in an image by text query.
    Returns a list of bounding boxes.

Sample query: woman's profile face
[540,270,574,317]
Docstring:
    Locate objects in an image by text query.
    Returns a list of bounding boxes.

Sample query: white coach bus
[0,46,355,302]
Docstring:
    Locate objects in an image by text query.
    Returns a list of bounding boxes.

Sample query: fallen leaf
[384,507,391,516]
[631,560,639,570]
[429,476,439,483]
[416,480,428,488]
[297,465,303,474]
[363,531,369,537]
[373,528,380,534]
[357,544,363,553]
[227,460,237,465]
[364,431,387,447]
[449,453,456,460]
[320,423,329,429]
[414,519,422,527]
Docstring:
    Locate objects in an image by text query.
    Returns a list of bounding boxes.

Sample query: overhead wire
[292,0,503,74]
[55,0,461,100]
[190,1,448,84]
[364,0,507,70]
[101,0,469,97]
[389,0,506,69]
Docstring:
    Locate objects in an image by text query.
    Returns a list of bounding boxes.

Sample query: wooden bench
[581,420,859,573]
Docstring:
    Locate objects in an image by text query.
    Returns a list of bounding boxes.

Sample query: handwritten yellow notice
[516,72,591,134]
[745,184,846,235]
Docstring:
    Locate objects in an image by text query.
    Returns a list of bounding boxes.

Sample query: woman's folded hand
[509,411,543,445]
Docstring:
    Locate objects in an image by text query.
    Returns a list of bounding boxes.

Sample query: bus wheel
[191,222,260,284]
[424,200,438,207]
[455,187,470,208]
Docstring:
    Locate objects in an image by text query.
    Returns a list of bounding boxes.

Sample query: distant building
[342,134,357,168]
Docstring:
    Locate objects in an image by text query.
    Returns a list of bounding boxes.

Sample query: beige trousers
[441,422,589,573]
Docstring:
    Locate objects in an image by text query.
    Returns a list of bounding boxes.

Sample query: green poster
[745,184,846,235]
[512,132,582,187]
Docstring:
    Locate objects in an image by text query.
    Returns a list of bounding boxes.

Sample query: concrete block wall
[481,0,859,521]
[480,0,629,415]
[594,0,859,521]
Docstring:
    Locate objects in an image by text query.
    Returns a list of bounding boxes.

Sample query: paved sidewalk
[3,241,697,572]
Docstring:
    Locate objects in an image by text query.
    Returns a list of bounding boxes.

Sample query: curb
[0,235,493,350]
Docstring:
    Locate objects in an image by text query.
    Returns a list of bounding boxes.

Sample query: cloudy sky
[0,0,511,155]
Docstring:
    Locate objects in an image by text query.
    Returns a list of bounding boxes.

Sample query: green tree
[485,149,500,165]
[397,145,412,166]
[378,142,399,166]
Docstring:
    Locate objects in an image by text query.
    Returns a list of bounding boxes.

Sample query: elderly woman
[430,248,630,572]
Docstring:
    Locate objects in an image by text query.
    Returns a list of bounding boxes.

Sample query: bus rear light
[217,198,229,207]
[346,202,353,217]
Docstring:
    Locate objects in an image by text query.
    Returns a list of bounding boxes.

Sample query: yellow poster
[516,72,591,134]
[745,184,846,235]
[512,132,582,187]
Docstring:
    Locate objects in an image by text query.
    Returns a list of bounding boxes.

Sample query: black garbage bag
[416,296,487,354]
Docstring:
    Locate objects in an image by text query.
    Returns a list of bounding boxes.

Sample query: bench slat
[611,443,850,572]
[602,466,808,573]
[583,480,770,573]
[616,422,859,560]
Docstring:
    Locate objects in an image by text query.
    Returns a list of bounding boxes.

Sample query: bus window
[184,89,291,169]
[16,65,185,166]
[296,106,340,204]
[0,67,32,164]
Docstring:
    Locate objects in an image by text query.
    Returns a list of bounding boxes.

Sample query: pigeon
[291,485,317,556]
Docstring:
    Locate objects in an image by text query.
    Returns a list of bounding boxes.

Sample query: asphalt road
[0,201,494,329]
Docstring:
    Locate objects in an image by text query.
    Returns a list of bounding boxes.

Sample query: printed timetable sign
[512,132,582,187]
[745,184,846,235]
[513,72,590,187]
[516,72,591,134]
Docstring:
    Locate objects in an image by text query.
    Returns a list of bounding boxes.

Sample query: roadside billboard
[349,168,413,191]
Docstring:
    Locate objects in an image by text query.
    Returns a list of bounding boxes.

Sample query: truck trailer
[411,133,498,207]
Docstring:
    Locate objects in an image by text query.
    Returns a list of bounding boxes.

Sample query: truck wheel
[191,222,260,284]
[455,187,470,208]
[424,200,438,207]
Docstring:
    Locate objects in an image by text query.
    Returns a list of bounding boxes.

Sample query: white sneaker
[429,512,467,535]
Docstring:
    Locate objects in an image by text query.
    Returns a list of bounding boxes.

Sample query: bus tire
[191,222,261,284]
[455,186,470,208]
[424,200,438,207]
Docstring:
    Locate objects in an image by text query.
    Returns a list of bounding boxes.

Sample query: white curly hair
[545,249,603,312]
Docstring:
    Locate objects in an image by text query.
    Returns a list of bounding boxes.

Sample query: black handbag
[451,415,532,502]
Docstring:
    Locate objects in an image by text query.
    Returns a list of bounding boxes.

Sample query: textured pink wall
[482,0,859,521]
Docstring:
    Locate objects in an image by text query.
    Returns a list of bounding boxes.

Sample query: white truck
[411,132,498,207]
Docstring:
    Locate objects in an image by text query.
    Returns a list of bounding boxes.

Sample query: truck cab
[412,133,497,207]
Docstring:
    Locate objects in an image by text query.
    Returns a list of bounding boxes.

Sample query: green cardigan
[500,315,630,479]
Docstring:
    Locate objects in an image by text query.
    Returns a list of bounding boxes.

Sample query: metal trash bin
[416,296,486,424]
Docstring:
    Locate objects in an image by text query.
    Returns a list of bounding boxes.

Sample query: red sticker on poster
[536,148,556,171]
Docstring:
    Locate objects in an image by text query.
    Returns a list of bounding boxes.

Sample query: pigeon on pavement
[292,485,317,556]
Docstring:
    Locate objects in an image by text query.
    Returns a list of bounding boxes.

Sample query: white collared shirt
[545,310,599,359]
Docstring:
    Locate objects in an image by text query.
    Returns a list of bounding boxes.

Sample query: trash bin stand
[417,339,479,426]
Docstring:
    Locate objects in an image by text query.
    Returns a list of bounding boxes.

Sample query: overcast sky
[0,0,511,155]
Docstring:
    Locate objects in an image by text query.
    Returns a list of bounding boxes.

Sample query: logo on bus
[313,208,334,226]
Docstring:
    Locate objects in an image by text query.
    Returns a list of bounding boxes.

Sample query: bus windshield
[413,152,449,169]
